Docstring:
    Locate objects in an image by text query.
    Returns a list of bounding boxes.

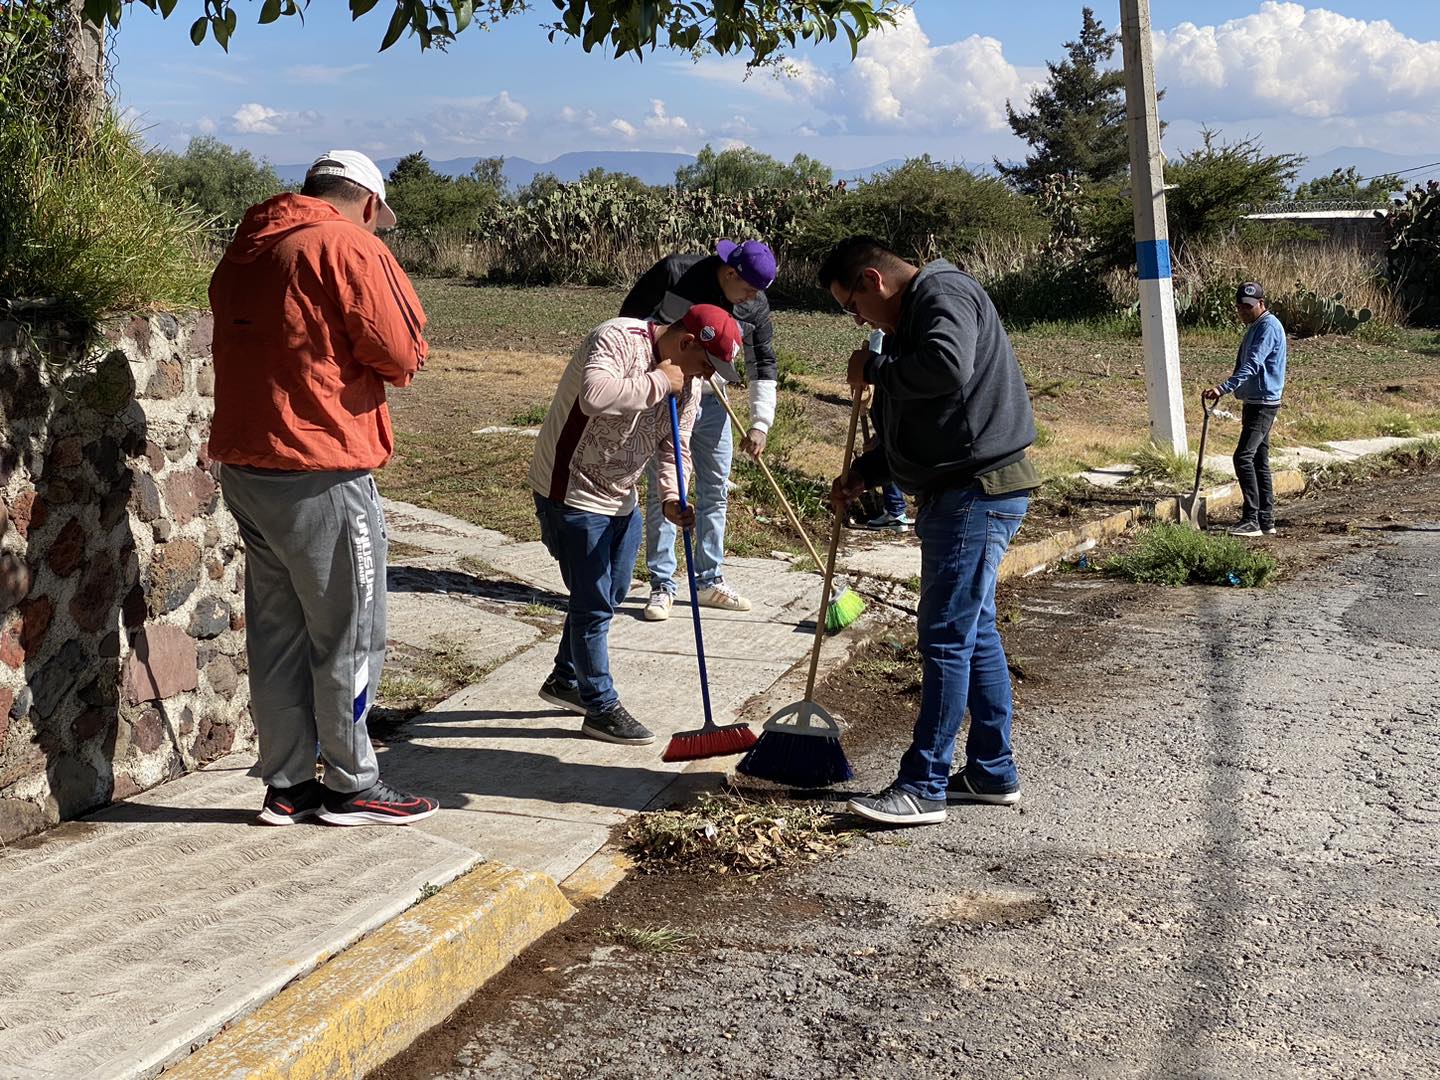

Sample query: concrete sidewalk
[0,499,843,1080]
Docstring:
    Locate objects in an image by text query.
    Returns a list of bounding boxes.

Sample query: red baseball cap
[681,304,743,383]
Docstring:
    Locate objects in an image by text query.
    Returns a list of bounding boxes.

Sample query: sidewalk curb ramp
[164,863,573,1080]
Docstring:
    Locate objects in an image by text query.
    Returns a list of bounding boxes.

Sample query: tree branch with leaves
[81,0,902,60]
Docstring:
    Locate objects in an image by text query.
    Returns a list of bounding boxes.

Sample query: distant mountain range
[273,150,914,188]
[273,146,1439,190]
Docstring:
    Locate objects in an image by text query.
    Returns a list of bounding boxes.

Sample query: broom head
[661,721,757,763]
[736,699,853,787]
[824,586,866,634]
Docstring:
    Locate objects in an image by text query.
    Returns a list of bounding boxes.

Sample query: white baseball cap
[306,149,397,229]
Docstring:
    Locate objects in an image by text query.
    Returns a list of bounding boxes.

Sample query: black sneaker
[317,782,439,826]
[256,779,326,826]
[1229,520,1263,537]
[1261,522,1278,536]
[948,770,1022,806]
[847,784,947,826]
[580,702,655,746]
[539,676,587,716]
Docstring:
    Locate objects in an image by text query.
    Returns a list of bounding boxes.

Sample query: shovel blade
[1176,493,1207,530]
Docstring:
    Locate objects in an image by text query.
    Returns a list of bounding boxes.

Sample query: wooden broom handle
[706,376,826,570]
[804,387,866,699]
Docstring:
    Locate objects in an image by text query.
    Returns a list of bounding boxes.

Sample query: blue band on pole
[1136,239,1171,280]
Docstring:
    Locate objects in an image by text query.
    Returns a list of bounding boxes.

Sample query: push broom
[706,375,865,633]
[661,393,759,763]
[736,388,866,788]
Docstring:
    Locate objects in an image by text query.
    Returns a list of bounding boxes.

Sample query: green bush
[0,4,209,324]
[149,135,283,232]
[1104,523,1277,587]
[796,157,1047,265]
[1383,181,1440,327]
[986,258,1115,327]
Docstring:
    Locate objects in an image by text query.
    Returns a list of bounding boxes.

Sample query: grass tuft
[607,925,694,954]
[1103,523,1277,587]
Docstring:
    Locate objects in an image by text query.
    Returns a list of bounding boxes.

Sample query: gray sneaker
[847,784,947,826]
[948,770,1022,806]
[581,702,655,746]
[1229,520,1263,537]
[539,676,586,716]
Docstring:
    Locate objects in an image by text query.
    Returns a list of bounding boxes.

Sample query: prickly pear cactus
[1382,181,1440,327]
[1271,284,1373,337]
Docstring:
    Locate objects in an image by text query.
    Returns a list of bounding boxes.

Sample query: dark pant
[1233,403,1280,527]
[533,493,643,714]
[882,482,907,517]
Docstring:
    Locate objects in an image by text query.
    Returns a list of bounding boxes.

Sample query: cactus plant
[1270,284,1373,337]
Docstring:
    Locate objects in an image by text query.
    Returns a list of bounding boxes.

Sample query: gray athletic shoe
[948,769,1022,806]
[581,702,655,746]
[539,676,587,716]
[847,784,947,826]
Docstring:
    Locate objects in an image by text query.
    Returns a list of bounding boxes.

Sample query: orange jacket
[207,194,427,471]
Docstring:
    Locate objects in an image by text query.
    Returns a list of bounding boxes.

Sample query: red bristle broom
[661,393,758,763]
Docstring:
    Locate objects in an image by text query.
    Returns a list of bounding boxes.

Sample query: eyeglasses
[838,272,865,318]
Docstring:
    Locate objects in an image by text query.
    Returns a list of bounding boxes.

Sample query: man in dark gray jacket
[822,236,1038,827]
[619,240,779,618]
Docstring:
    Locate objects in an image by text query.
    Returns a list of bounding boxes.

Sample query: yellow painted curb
[165,862,574,1080]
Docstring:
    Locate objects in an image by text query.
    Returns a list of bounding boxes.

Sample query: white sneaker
[644,589,673,621]
[694,581,752,612]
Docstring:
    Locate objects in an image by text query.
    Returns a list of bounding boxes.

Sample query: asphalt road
[381,470,1440,1080]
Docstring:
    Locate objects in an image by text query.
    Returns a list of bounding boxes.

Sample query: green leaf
[350,0,381,17]
[259,0,282,24]
[452,0,472,33]
[82,0,110,25]
[379,2,409,49]
[157,0,179,16]
[212,15,230,50]
[189,15,208,44]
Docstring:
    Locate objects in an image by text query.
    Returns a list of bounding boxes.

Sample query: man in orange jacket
[210,150,437,827]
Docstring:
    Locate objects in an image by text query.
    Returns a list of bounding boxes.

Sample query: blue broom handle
[669,393,715,729]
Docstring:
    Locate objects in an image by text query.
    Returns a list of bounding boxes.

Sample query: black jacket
[618,254,778,384]
[855,260,1035,495]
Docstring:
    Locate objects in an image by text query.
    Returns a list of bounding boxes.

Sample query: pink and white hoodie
[529,318,700,516]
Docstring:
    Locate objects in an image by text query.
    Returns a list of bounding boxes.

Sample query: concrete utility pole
[1119,0,1187,455]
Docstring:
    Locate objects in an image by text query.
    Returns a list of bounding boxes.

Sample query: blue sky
[114,1,1440,170]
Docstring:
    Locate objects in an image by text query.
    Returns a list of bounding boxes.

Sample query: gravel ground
[378,469,1440,1080]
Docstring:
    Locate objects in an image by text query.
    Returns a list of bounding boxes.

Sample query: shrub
[1104,523,1277,587]
[0,3,209,326]
[149,135,283,232]
[796,157,1047,266]
[1383,181,1440,327]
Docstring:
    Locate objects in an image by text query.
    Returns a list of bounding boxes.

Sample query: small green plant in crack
[608,925,694,954]
[417,882,443,902]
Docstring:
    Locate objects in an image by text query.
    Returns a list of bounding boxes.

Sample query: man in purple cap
[619,239,779,619]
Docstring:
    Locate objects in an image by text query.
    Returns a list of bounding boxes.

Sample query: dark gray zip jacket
[854,260,1035,495]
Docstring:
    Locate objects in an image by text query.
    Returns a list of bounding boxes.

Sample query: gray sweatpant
[219,465,387,792]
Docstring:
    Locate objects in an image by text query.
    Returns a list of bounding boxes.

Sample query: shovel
[1177,393,1215,529]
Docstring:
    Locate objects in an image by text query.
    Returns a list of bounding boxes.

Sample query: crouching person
[529,305,743,746]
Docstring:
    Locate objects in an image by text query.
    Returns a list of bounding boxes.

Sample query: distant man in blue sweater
[1204,282,1288,537]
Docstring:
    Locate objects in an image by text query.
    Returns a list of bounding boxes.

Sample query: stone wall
[0,313,251,841]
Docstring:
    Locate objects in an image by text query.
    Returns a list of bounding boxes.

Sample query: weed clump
[1104,522,1276,587]
[624,793,852,875]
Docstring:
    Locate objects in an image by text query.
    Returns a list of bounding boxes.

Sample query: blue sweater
[1219,312,1286,405]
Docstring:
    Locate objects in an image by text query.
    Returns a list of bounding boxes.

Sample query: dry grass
[623,792,853,875]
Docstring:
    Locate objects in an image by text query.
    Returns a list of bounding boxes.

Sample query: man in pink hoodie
[529,305,743,746]
[210,150,437,828]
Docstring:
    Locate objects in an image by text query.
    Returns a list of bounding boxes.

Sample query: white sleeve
[747,378,777,433]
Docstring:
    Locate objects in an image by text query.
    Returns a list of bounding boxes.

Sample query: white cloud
[197,116,217,135]
[422,90,528,145]
[232,103,284,135]
[610,118,638,139]
[640,99,692,138]
[1154,3,1440,121]
[555,99,700,148]
[285,63,369,85]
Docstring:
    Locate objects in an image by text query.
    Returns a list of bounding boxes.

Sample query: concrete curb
[996,468,1309,581]
[163,863,573,1080]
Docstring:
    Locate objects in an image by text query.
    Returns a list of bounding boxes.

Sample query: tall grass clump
[1104,522,1277,587]
[0,4,209,327]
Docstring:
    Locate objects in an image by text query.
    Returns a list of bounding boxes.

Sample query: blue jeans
[895,487,1029,802]
[533,494,643,714]
[882,482,907,517]
[645,388,731,593]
